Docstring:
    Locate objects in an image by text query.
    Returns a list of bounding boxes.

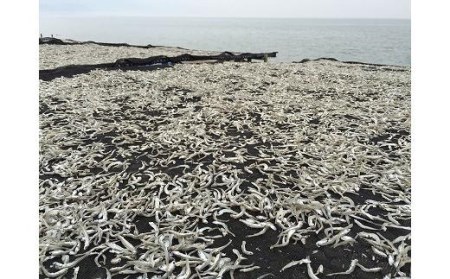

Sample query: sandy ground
[39,44,410,279]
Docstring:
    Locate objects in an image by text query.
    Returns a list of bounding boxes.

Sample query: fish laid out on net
[39,59,410,279]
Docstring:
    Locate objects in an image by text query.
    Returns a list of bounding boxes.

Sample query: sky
[40,0,411,19]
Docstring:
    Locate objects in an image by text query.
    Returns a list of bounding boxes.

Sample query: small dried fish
[241,241,253,256]
[240,266,261,272]
[327,259,358,276]
[281,258,311,272]
[39,53,410,279]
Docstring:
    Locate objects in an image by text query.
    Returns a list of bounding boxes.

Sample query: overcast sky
[40,0,410,19]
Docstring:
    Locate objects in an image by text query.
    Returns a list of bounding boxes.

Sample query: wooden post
[264,54,268,63]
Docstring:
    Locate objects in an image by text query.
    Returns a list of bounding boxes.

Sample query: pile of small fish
[39,59,410,279]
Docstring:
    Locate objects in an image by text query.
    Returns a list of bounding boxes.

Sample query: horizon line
[40,15,411,20]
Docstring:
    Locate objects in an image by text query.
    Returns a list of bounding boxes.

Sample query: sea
[39,17,411,66]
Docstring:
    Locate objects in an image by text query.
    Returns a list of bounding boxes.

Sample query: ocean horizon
[40,17,411,65]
